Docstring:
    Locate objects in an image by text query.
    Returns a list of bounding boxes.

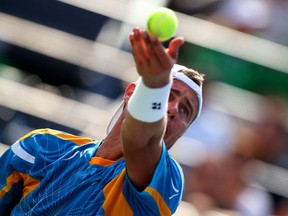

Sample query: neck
[94,116,124,161]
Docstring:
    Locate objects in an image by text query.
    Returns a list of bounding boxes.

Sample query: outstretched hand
[129,27,185,88]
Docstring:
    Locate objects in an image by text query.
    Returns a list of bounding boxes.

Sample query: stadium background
[1,0,288,215]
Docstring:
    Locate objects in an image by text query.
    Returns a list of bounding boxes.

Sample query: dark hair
[180,68,205,87]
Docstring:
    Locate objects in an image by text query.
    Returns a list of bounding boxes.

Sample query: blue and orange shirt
[0,128,184,215]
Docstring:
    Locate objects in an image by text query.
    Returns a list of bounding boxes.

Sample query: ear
[123,82,136,103]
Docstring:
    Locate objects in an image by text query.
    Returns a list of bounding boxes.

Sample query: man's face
[164,79,199,149]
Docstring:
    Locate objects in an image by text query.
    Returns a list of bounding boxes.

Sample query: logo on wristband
[152,102,161,110]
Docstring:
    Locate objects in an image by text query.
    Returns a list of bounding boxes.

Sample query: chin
[163,135,174,150]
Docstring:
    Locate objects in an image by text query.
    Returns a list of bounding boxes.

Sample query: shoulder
[155,144,184,182]
[19,128,96,146]
[123,144,184,215]
[16,128,99,162]
[149,144,184,213]
[20,128,95,144]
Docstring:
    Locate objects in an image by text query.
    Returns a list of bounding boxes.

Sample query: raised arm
[121,27,184,190]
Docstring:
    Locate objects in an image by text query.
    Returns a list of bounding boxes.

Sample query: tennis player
[0,27,204,215]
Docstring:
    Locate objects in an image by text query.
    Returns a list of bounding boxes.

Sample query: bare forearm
[121,112,165,189]
[122,113,165,151]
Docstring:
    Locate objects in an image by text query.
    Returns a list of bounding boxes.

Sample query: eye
[179,106,189,118]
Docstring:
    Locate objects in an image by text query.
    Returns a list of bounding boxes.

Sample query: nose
[167,101,178,119]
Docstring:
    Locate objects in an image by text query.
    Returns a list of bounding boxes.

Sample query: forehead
[172,79,199,120]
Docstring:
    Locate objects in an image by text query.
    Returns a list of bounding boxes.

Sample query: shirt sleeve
[0,128,87,215]
[0,140,36,215]
[123,142,185,215]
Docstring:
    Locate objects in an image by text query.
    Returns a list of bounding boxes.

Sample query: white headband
[171,64,203,120]
[106,64,203,134]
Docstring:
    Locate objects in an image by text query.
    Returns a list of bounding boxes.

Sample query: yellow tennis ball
[147,7,178,42]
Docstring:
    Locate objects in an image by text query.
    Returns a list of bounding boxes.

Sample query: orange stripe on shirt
[0,171,39,200]
[145,186,171,215]
[19,128,95,146]
[0,171,21,199]
[89,157,116,166]
[102,169,133,216]
[19,173,40,200]
[56,133,94,145]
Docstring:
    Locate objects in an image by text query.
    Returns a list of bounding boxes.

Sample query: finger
[142,31,161,70]
[129,30,145,71]
[148,35,171,67]
[130,28,150,70]
[135,29,151,65]
[167,37,185,60]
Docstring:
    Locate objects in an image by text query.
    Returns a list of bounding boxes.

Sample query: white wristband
[127,77,173,123]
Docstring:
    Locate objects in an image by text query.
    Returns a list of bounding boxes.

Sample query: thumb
[168,37,185,60]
